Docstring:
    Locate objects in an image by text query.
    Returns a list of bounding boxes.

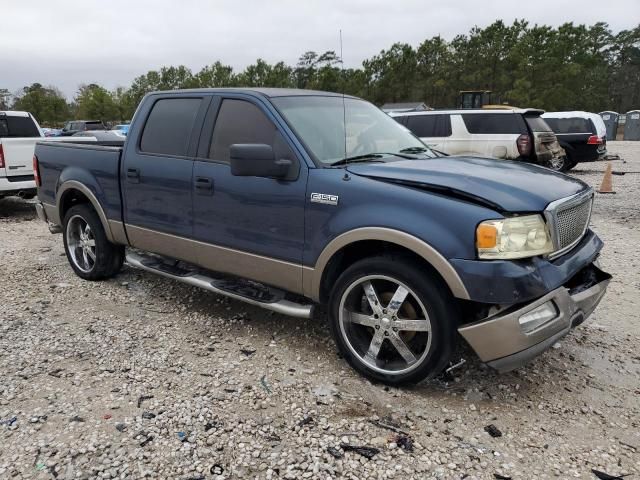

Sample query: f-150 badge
[311,193,339,206]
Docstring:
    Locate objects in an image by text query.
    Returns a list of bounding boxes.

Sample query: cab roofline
[146,87,358,99]
[389,108,545,116]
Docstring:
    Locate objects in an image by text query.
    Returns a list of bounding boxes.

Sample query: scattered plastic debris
[177,431,187,442]
[260,375,272,394]
[142,412,156,420]
[494,474,512,480]
[115,423,126,432]
[35,462,46,471]
[0,416,17,426]
[327,446,344,459]
[370,418,408,435]
[69,415,84,423]
[591,469,631,480]
[484,424,503,438]
[298,416,313,427]
[390,433,414,451]
[139,435,153,447]
[339,443,380,459]
[210,464,224,475]
[102,414,112,420]
[240,348,256,356]
[137,395,153,408]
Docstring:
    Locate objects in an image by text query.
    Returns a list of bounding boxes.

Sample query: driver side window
[209,99,294,164]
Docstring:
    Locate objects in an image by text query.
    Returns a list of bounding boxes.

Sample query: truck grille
[548,192,593,255]
[556,199,592,248]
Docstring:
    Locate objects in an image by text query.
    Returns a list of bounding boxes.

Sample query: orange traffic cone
[598,163,615,194]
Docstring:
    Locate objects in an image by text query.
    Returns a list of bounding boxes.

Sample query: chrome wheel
[65,215,96,273]
[548,156,566,171]
[338,275,433,376]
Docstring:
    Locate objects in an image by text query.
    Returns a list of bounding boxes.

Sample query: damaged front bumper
[458,263,611,372]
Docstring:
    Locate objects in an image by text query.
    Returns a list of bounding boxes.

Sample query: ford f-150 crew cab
[34,88,611,385]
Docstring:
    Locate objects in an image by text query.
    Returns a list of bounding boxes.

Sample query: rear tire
[62,204,124,280]
[328,256,457,385]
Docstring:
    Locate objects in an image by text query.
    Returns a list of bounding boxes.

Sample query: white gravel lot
[0,141,639,480]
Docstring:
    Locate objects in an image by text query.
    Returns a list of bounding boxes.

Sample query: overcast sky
[3,0,639,98]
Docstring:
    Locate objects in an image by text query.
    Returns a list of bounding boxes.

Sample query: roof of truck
[388,108,545,116]
[150,88,357,99]
[0,111,31,117]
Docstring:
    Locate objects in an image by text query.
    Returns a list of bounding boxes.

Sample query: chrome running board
[125,252,314,319]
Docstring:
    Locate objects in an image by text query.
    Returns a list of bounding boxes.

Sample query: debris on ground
[389,433,414,451]
[137,395,154,408]
[0,416,17,426]
[591,469,632,480]
[339,443,380,459]
[484,424,503,438]
[240,348,256,356]
[327,446,344,459]
[297,416,313,427]
[210,464,224,475]
[260,375,272,394]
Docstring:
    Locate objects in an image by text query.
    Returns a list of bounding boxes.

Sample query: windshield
[271,96,433,165]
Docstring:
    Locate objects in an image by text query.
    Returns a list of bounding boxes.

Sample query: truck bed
[36,141,124,223]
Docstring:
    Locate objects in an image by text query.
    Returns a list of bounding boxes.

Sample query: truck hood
[346,156,589,213]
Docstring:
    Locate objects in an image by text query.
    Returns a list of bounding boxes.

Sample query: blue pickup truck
[34,88,610,385]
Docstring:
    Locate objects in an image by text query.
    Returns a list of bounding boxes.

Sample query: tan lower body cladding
[125,225,305,295]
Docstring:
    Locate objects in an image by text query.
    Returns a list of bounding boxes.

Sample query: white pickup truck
[0,111,44,199]
[0,111,98,200]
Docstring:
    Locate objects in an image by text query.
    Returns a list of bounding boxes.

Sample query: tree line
[1,20,638,126]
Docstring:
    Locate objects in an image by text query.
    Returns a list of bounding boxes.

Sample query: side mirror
[230,144,292,179]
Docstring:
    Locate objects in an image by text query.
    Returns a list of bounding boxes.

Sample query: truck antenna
[340,29,347,164]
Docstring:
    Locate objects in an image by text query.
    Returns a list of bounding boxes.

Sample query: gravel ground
[0,141,639,480]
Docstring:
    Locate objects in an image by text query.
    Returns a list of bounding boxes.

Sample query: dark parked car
[60,120,107,136]
[542,112,607,170]
[33,88,610,385]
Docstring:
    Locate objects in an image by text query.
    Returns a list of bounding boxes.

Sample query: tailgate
[0,138,38,177]
[533,131,564,163]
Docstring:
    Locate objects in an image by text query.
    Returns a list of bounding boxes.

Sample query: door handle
[126,168,140,183]
[194,176,213,195]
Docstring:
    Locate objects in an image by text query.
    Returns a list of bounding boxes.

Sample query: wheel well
[59,188,91,221]
[318,240,452,303]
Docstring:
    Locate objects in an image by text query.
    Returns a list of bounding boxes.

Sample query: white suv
[389,108,566,170]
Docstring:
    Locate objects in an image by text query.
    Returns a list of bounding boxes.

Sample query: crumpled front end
[458,263,611,372]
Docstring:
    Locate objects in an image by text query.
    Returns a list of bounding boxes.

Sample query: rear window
[405,114,452,137]
[543,117,592,134]
[0,115,40,138]
[462,113,526,135]
[85,121,106,130]
[140,98,203,156]
[525,116,553,133]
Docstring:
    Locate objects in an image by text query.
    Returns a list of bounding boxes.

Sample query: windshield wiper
[330,152,415,167]
[399,146,429,154]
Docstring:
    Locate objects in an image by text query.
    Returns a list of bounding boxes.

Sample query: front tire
[62,204,124,280]
[328,256,457,385]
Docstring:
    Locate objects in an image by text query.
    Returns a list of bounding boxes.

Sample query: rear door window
[405,114,452,137]
[462,113,526,134]
[140,97,203,156]
[0,115,40,138]
[209,98,292,163]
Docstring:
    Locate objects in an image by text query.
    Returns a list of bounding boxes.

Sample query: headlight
[476,214,553,260]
